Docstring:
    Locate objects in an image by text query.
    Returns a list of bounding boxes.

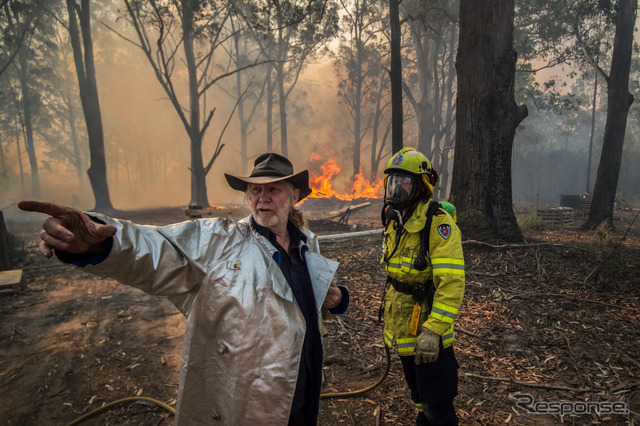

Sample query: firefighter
[381,147,465,425]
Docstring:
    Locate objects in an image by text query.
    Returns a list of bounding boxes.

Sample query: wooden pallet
[0,270,25,293]
[537,207,574,226]
[578,195,592,211]
[560,194,592,211]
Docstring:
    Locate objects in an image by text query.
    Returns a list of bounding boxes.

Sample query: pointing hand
[18,201,116,258]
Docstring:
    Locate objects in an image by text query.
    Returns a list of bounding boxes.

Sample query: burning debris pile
[301,154,385,233]
[307,155,383,202]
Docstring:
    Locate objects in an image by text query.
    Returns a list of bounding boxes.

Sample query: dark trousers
[288,403,318,426]
[399,345,459,426]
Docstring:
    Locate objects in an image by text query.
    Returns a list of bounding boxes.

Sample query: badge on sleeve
[437,224,451,240]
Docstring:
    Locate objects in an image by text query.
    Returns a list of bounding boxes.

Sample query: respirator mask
[382,173,422,227]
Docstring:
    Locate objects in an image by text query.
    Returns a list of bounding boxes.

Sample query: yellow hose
[321,343,391,399]
[64,396,176,426]
[66,344,390,424]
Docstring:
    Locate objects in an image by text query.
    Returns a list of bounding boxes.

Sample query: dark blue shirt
[252,218,321,423]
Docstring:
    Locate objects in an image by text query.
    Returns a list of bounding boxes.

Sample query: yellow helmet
[385,147,432,175]
[384,147,439,197]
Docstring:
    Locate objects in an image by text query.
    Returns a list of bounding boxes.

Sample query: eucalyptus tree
[401,0,458,198]
[122,0,260,208]
[223,14,268,175]
[39,22,88,194]
[389,0,402,153]
[584,0,637,228]
[366,67,392,179]
[451,0,528,242]
[334,0,388,179]
[0,0,58,199]
[0,82,14,184]
[516,0,638,228]
[66,0,113,211]
[239,0,339,157]
[0,0,38,77]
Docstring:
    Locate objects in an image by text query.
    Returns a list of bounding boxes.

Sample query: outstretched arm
[18,201,117,258]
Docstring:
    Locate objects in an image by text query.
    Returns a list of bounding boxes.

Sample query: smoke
[1,27,361,211]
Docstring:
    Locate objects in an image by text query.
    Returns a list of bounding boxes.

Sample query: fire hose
[320,343,391,399]
[64,344,390,425]
[64,396,176,425]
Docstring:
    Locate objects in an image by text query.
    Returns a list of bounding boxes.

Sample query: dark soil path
[1,206,638,425]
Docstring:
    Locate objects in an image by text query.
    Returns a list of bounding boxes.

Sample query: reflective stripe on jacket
[382,200,465,353]
[78,214,338,425]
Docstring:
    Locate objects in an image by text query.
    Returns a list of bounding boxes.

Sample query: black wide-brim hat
[224,152,313,201]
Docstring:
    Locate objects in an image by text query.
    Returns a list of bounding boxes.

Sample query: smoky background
[1,0,639,214]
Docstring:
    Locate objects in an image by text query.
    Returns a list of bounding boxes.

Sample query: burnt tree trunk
[182,1,209,208]
[451,0,527,242]
[389,0,403,154]
[67,0,113,212]
[583,0,636,230]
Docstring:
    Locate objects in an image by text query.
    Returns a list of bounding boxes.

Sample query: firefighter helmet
[384,147,439,200]
[385,147,433,176]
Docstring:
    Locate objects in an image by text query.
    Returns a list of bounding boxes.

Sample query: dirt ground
[1,204,639,425]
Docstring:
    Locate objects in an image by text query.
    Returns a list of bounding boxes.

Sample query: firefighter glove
[414,326,440,364]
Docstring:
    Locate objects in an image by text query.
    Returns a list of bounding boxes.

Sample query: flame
[309,152,322,162]
[307,155,383,201]
[352,170,383,199]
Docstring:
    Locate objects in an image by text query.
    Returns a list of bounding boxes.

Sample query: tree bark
[233,28,249,176]
[67,0,113,212]
[276,11,288,158]
[389,0,403,154]
[17,50,40,199]
[451,0,527,242]
[583,0,636,229]
[352,40,363,180]
[277,60,288,157]
[266,66,274,153]
[0,134,6,177]
[586,72,597,194]
[182,1,209,208]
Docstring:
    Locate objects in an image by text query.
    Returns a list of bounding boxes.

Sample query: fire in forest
[307,154,383,201]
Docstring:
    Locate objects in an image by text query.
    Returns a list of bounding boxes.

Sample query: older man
[19,152,348,425]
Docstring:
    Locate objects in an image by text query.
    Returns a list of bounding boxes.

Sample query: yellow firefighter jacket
[382,199,465,355]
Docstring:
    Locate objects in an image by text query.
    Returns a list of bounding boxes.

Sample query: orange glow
[307,154,383,201]
[352,170,383,199]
